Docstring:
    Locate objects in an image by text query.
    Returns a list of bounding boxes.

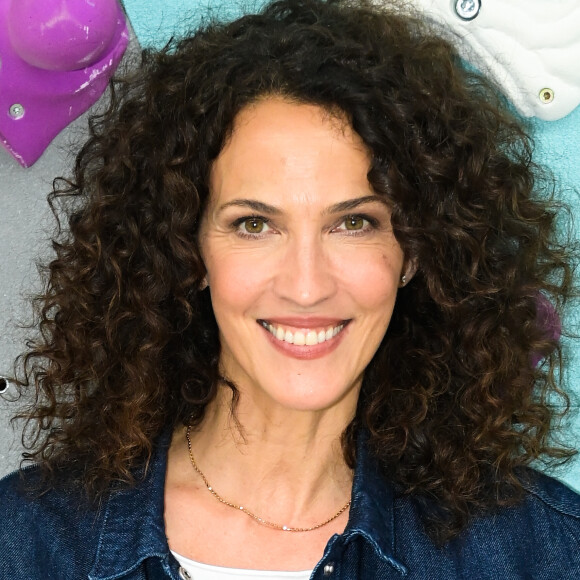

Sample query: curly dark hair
[12,0,576,544]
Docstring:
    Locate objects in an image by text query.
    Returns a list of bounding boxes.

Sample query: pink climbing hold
[0,0,129,167]
[8,0,120,71]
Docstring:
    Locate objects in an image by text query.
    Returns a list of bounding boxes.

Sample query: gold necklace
[185,425,351,532]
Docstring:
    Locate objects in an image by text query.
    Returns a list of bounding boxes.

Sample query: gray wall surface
[0,119,78,472]
[0,28,141,476]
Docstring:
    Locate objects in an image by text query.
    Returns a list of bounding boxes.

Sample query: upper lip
[258,317,348,327]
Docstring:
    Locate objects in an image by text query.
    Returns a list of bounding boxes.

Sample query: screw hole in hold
[454,0,481,21]
[0,377,8,394]
[9,103,25,119]
[539,88,554,104]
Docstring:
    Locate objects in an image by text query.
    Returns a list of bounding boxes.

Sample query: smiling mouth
[258,320,348,346]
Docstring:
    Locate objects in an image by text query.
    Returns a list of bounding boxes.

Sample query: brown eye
[244,218,265,233]
[344,216,365,230]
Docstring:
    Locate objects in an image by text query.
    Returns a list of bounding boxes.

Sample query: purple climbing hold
[0,0,129,167]
[8,0,120,71]
[531,293,562,368]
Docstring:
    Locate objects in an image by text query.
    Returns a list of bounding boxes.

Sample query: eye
[331,214,380,236]
[334,214,377,233]
[233,216,272,237]
[243,218,266,233]
[344,215,365,231]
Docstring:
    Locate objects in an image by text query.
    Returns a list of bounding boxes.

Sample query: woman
[1,0,579,578]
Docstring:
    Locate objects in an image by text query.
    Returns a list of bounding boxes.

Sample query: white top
[410,0,580,120]
[171,552,313,580]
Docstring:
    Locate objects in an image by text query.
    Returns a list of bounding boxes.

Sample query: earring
[199,276,209,291]
[400,274,407,286]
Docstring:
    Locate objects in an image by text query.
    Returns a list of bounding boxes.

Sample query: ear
[399,260,417,288]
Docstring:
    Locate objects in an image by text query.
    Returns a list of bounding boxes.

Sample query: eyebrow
[217,195,387,215]
[218,199,283,215]
[323,195,388,215]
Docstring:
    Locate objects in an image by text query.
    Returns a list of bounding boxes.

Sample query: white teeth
[263,321,345,346]
[294,331,306,345]
[306,331,318,346]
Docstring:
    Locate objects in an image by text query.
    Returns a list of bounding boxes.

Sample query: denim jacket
[1,429,580,580]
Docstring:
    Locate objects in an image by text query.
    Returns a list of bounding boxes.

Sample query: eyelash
[231,214,380,239]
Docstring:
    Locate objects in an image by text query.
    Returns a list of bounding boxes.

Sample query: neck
[175,384,355,527]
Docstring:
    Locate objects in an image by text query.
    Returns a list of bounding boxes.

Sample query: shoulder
[0,467,104,579]
[0,464,89,516]
[0,466,40,514]
[520,468,580,521]
[393,469,580,577]
[456,470,580,576]
[462,469,580,549]
[452,471,580,579]
[0,464,104,530]
[463,470,580,575]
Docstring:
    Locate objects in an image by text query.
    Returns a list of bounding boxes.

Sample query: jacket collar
[89,428,175,580]
[342,432,408,576]
[89,428,408,579]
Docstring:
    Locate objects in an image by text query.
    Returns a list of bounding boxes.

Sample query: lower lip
[260,322,349,360]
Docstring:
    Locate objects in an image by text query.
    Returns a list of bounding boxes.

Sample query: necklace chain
[185,425,351,532]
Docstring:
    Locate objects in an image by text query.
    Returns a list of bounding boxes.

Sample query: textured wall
[0,114,87,472]
[1,0,579,491]
[0,19,140,476]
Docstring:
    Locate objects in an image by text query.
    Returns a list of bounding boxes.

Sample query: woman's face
[199,98,405,414]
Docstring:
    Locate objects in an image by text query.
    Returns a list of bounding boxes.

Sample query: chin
[256,374,362,414]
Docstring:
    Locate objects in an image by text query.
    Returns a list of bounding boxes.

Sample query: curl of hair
[12,0,577,544]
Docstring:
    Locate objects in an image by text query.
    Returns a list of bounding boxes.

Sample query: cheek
[206,249,271,311]
[333,248,403,308]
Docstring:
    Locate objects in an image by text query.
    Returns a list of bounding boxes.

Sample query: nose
[273,232,337,307]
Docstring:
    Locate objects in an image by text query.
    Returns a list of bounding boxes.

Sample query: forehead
[208,98,372,208]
